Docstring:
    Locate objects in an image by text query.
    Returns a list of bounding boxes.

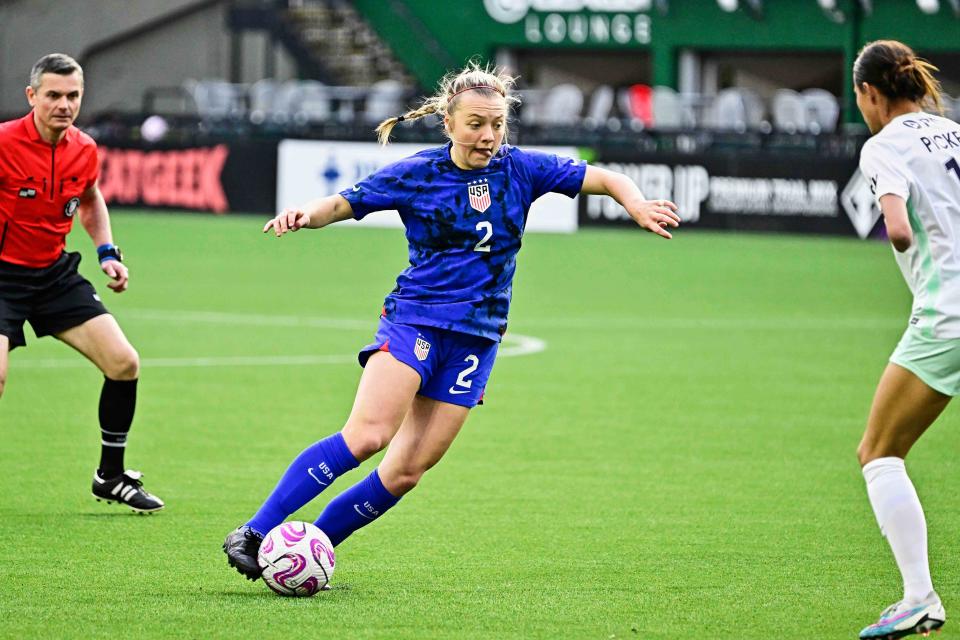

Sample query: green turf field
[3,211,957,639]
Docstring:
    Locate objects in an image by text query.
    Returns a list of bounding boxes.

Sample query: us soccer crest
[414,336,431,361]
[467,179,491,213]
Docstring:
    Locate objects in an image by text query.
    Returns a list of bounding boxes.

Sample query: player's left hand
[627,198,681,239]
[101,260,129,293]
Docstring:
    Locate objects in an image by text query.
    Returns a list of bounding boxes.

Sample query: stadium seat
[271,81,306,125]
[583,85,615,128]
[184,79,245,120]
[801,88,839,134]
[709,87,759,132]
[364,79,406,123]
[618,84,653,128]
[651,85,684,130]
[295,80,332,124]
[740,88,767,131]
[772,88,808,133]
[519,88,547,126]
[248,79,278,125]
[540,83,585,124]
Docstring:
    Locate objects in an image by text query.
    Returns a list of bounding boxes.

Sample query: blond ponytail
[375,61,521,145]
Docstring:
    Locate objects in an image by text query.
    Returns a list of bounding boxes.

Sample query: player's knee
[387,468,424,495]
[388,457,438,494]
[857,438,886,467]
[341,421,393,459]
[856,442,872,467]
[0,376,5,399]
[106,347,140,380]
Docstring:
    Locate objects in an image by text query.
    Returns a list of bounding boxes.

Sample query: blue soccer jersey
[340,144,586,341]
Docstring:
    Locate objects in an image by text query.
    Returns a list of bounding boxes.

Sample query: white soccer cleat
[859,595,946,639]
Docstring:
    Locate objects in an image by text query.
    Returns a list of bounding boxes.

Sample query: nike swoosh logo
[448,387,471,395]
[352,185,360,191]
[307,468,328,486]
[353,504,374,520]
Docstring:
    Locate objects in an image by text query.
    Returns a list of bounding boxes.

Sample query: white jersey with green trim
[859,112,960,338]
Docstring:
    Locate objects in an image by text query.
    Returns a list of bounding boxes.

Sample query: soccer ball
[257,521,335,596]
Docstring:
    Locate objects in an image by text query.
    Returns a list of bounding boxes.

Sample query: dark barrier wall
[98,141,278,214]
[579,149,882,239]
[95,136,884,239]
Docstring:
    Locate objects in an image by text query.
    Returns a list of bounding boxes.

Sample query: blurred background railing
[1,0,957,233]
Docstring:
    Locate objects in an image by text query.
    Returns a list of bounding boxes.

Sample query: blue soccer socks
[314,468,400,546]
[247,432,359,535]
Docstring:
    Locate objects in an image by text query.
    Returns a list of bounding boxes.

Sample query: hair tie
[396,115,405,122]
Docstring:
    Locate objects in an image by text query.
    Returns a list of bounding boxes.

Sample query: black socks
[97,377,138,479]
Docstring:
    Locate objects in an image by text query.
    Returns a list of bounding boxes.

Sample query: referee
[0,53,163,513]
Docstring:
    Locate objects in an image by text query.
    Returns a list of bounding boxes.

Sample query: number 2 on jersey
[474,221,493,252]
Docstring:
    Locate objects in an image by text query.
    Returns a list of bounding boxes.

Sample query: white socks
[863,456,934,604]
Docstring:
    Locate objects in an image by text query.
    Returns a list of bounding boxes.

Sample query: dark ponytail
[854,40,944,115]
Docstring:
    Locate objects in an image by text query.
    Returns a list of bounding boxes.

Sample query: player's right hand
[101,259,129,293]
[263,209,311,237]
[627,198,680,239]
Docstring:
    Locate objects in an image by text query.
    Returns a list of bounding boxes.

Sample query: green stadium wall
[357,0,960,123]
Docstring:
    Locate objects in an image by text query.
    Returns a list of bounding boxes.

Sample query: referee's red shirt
[0,111,100,268]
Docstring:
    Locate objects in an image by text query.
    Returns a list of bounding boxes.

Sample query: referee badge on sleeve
[64,197,80,217]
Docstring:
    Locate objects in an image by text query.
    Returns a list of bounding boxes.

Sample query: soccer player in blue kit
[223,63,681,580]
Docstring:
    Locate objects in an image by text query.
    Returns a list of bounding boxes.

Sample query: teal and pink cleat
[859,597,946,639]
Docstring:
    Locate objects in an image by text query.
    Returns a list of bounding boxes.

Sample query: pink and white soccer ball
[257,521,335,597]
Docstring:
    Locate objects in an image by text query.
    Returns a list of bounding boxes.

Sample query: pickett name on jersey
[898,115,960,154]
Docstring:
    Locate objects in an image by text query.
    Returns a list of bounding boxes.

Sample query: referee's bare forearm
[78,183,114,247]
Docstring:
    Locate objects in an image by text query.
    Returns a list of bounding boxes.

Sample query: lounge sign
[483,0,652,45]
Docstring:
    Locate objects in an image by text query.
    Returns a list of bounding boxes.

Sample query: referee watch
[97,243,123,264]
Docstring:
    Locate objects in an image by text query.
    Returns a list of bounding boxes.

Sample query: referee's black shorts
[0,251,109,350]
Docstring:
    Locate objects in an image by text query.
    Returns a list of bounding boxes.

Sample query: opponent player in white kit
[854,40,958,640]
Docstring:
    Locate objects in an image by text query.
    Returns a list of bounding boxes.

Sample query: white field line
[15,354,358,369]
[123,308,902,332]
[14,309,547,369]
[509,316,904,331]
[123,308,373,330]
[15,307,902,370]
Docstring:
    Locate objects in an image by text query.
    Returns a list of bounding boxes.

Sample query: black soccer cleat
[223,525,264,581]
[92,469,165,514]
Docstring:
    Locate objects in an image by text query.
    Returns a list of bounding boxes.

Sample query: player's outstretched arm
[78,182,129,293]
[580,165,680,239]
[263,195,354,237]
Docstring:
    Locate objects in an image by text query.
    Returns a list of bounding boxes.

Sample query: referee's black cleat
[223,526,264,581]
[92,469,165,514]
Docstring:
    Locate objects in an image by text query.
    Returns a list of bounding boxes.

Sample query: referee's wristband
[97,243,123,264]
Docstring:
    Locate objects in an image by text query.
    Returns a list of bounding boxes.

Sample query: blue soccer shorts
[358,317,499,408]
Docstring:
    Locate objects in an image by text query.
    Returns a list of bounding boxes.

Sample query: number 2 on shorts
[455,355,479,389]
